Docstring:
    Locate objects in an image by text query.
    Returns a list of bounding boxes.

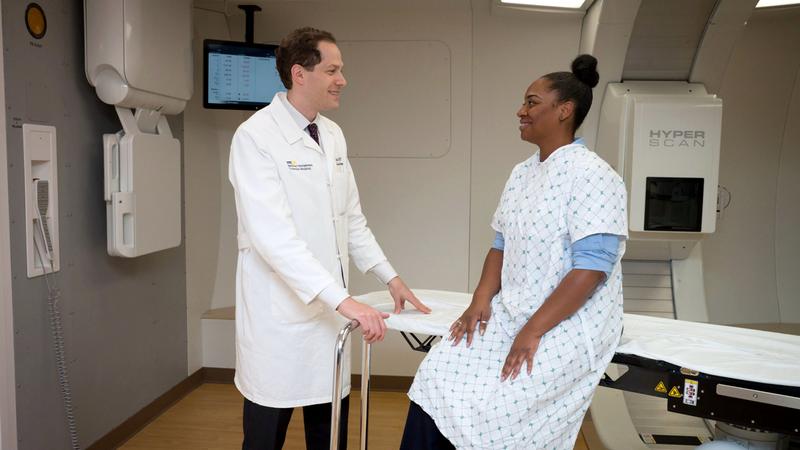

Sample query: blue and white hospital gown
[408,143,628,449]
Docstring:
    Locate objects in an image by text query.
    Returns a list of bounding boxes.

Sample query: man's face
[300,41,347,112]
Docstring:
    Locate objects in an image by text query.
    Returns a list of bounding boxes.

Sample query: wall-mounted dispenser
[23,124,60,277]
[84,0,192,257]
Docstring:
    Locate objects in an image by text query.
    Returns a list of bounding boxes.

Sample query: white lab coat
[229,93,390,407]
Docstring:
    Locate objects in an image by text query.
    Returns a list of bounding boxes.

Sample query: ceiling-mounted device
[203,5,284,110]
[203,40,283,110]
[237,4,261,43]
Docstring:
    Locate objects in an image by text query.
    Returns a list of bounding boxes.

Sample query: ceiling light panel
[500,0,586,8]
[756,0,800,7]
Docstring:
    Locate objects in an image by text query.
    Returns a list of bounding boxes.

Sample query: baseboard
[202,367,236,384]
[87,368,205,449]
[87,368,413,449]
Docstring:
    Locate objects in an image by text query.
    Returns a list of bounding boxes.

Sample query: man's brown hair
[275,27,337,89]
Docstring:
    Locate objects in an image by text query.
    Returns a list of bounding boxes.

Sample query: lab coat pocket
[268,272,324,324]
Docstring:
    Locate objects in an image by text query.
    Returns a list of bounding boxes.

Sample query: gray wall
[3,1,188,449]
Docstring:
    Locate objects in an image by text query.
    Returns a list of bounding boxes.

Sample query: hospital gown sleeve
[571,233,621,278]
[566,159,628,244]
[492,231,505,251]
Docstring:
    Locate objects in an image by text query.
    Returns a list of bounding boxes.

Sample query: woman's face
[516,78,562,144]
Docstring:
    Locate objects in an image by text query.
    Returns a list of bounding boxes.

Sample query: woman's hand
[500,324,542,382]
[448,293,492,347]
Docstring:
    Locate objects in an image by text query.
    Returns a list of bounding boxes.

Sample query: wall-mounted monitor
[203,39,284,110]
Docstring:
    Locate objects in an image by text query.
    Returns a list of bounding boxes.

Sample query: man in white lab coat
[229,27,430,450]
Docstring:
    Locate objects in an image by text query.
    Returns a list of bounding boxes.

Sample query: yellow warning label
[655,381,667,394]
[668,386,683,398]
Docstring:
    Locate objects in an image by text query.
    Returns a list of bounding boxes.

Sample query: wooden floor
[121,383,590,449]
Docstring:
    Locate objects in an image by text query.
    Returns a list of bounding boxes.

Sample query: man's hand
[387,277,431,314]
[500,324,542,382]
[449,293,492,347]
[336,298,389,343]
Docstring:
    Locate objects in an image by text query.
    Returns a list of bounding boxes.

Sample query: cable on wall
[32,188,79,450]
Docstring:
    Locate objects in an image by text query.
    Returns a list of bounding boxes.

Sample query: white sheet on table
[356,289,800,388]
[355,289,471,336]
[618,313,800,388]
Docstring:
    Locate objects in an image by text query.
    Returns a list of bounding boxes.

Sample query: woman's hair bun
[571,54,599,88]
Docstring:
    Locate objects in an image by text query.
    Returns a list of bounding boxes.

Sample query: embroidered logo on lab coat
[286,160,313,171]
[335,157,344,167]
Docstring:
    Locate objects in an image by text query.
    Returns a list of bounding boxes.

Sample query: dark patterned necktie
[307,123,320,145]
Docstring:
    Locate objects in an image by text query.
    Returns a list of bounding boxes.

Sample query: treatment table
[329,290,800,450]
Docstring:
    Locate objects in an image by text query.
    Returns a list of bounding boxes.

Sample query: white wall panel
[624,274,671,288]
[622,260,671,275]
[328,40,452,158]
[775,65,800,323]
[703,7,800,325]
[184,8,248,373]
[468,2,583,288]
[623,287,673,301]
[621,260,676,318]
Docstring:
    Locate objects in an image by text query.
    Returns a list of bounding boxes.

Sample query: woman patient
[401,55,628,450]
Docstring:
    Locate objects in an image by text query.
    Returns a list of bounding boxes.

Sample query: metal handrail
[330,319,373,450]
[360,338,371,450]
[330,320,358,450]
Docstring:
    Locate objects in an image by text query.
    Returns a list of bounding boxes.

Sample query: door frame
[0,1,19,448]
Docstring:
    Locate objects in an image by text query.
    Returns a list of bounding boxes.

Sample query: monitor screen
[644,177,704,232]
[203,39,284,110]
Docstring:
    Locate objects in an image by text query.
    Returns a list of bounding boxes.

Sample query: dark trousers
[242,396,349,450]
[399,401,455,450]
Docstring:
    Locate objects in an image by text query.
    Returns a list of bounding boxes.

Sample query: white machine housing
[84,0,193,115]
[597,82,722,259]
[103,109,181,257]
[84,0,192,257]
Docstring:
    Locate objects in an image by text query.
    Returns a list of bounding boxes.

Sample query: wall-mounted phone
[23,124,60,277]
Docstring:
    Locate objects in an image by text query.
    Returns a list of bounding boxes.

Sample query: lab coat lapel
[319,121,336,153]
[271,93,324,155]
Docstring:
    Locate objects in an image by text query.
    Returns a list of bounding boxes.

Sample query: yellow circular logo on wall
[26,3,47,40]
